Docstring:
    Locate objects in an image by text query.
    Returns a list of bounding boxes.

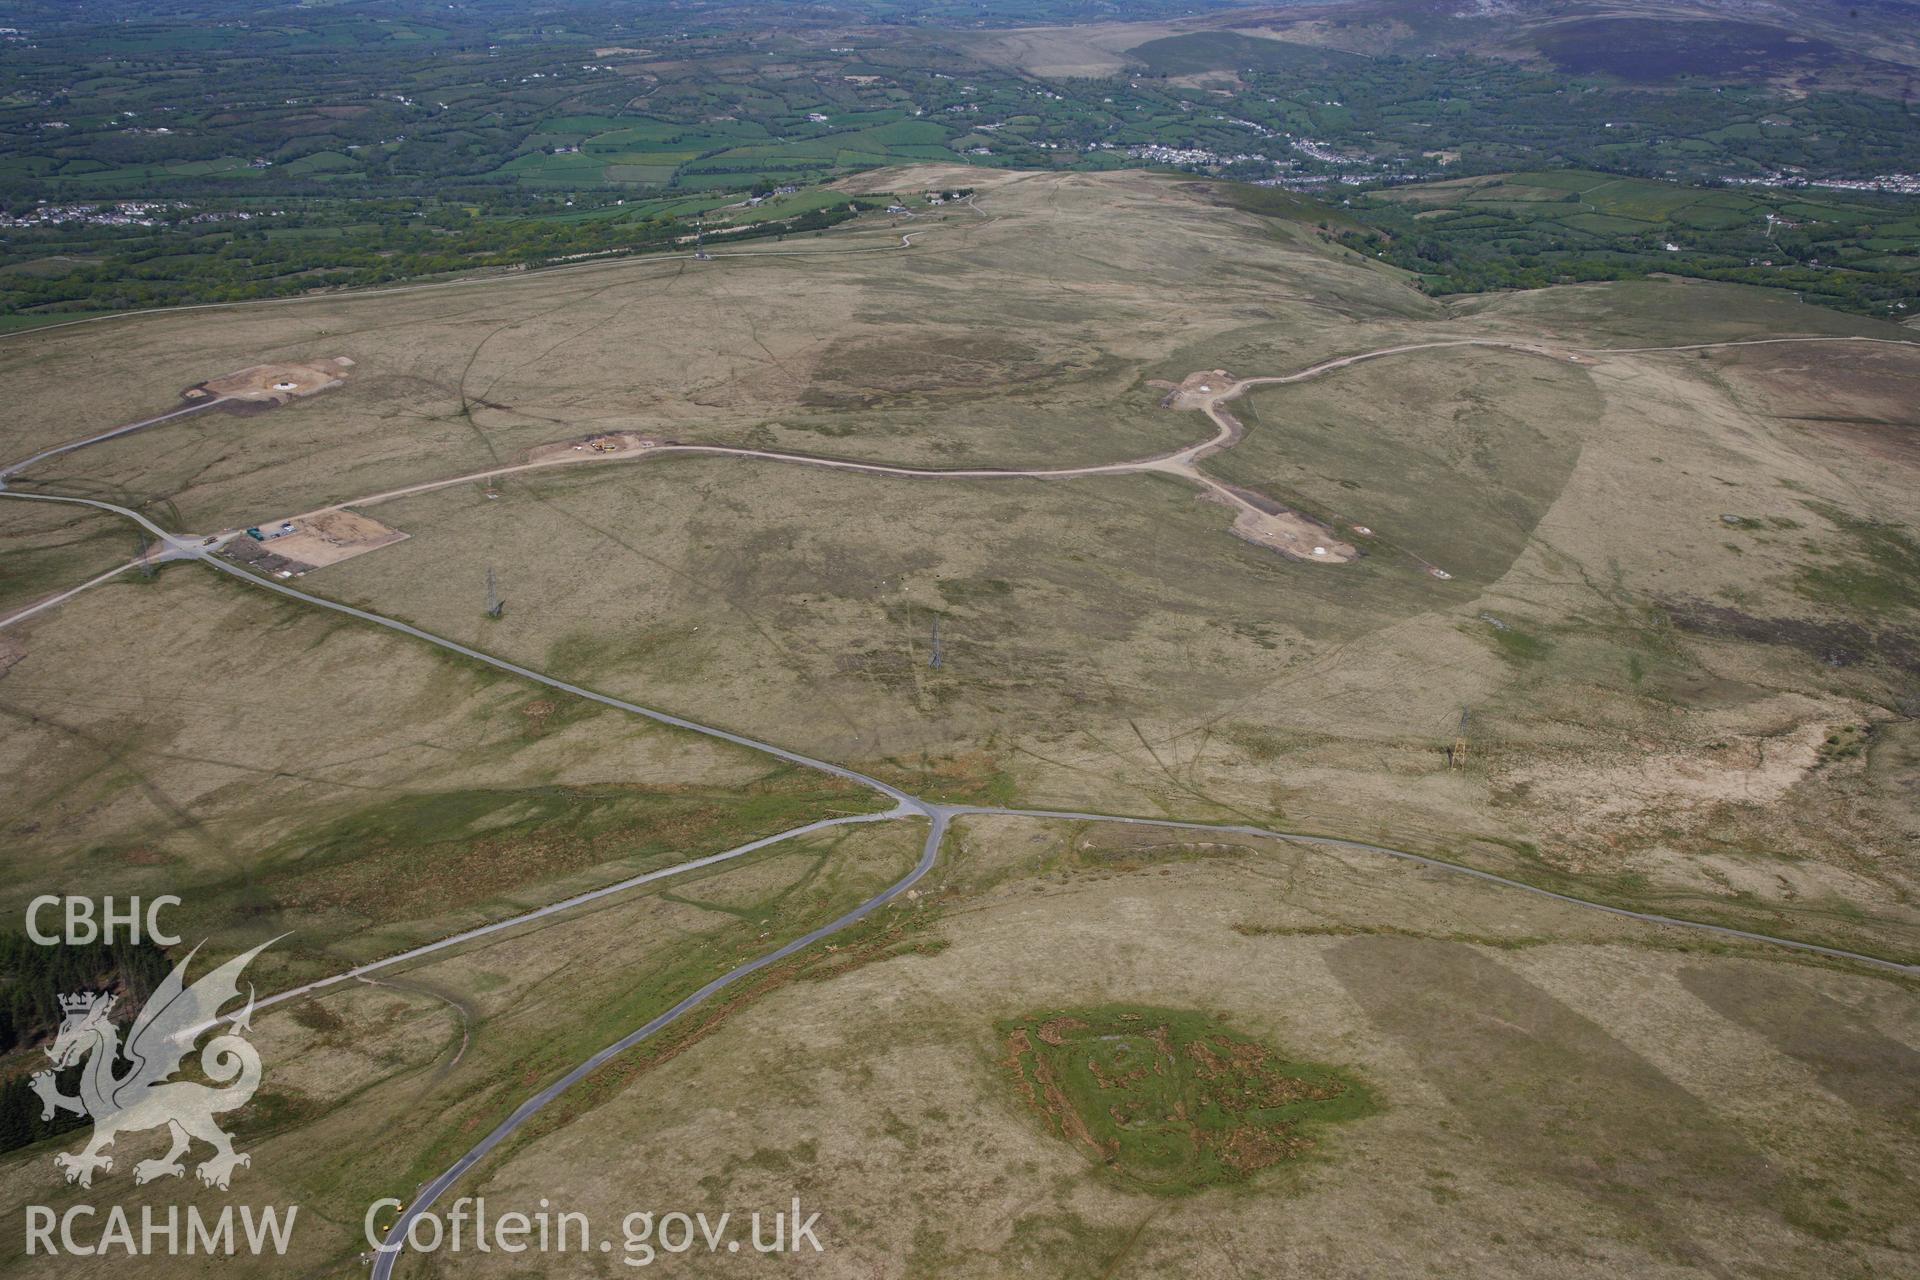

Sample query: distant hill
[1178,0,1920,95]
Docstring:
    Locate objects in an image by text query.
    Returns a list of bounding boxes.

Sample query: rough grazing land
[0,167,1914,1278]
[4,169,1914,957]
[445,817,1920,1279]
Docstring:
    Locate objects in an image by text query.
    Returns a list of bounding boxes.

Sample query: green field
[1359,170,1920,315]
[4,0,1917,319]
[999,1005,1374,1193]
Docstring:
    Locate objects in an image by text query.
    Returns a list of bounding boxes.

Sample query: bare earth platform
[183,355,354,405]
[524,431,661,465]
[226,509,407,575]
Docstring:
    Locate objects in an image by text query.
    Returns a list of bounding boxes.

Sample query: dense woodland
[1336,171,1920,318]
[0,932,173,1153]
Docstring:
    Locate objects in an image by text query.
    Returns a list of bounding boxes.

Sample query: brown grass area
[7,170,1909,954]
[1,169,1429,533]
[1035,1014,1090,1046]
[1206,1122,1313,1174]
[447,814,1920,1279]
[0,569,824,978]
[266,787,786,921]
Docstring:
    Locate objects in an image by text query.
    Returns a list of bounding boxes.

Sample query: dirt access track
[185,356,355,405]
[279,340,1611,576]
[1149,368,1358,563]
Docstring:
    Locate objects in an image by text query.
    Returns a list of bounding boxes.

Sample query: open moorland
[11,169,1903,956]
[0,163,1915,1276]
[4,165,1915,953]
[0,567,882,987]
[0,170,1433,533]
[0,499,135,621]
[0,816,931,1274]
[407,815,1920,1279]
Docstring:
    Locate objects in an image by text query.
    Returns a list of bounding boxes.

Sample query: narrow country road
[367,811,950,1279]
[247,809,916,1021]
[6,488,1917,1280]
[10,490,1914,991]
[3,332,1917,1278]
[0,396,231,482]
[0,557,143,630]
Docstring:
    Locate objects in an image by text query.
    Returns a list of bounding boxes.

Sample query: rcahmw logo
[22,935,302,1258]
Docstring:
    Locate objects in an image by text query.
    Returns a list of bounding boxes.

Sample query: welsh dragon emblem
[31,939,275,1190]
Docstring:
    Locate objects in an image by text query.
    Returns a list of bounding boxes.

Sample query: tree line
[0,931,173,1153]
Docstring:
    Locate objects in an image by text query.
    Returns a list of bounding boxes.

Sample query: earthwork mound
[997,1006,1374,1193]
